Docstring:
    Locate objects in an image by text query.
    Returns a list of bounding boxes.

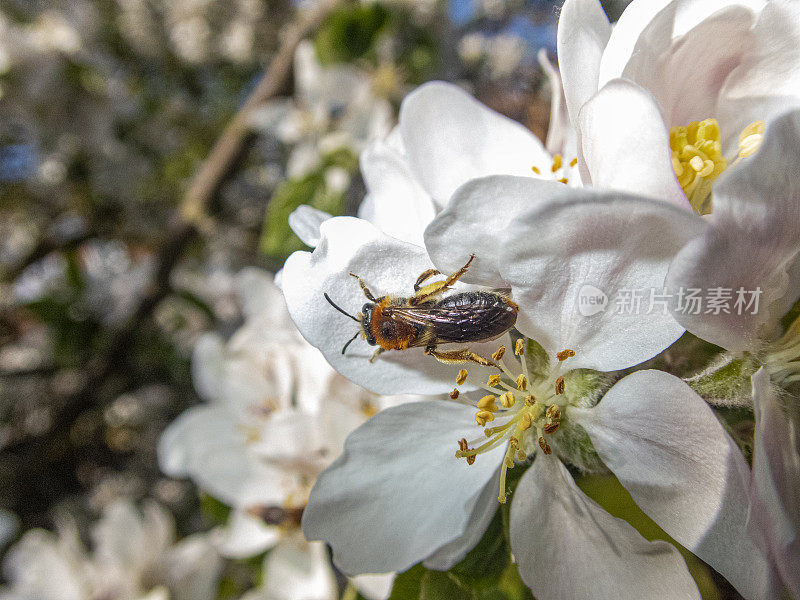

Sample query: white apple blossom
[285,164,773,597]
[158,267,403,599]
[0,499,221,600]
[251,40,392,179]
[557,0,800,213]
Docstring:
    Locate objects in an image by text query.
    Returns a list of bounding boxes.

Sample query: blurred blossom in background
[4,0,789,598]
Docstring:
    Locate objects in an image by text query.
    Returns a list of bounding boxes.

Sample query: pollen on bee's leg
[492,346,506,361]
[516,374,527,391]
[555,376,565,395]
[456,369,468,385]
[514,338,525,355]
[450,388,460,399]
[539,437,552,455]
[556,349,575,361]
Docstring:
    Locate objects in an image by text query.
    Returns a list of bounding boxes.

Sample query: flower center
[453,338,576,503]
[670,118,764,214]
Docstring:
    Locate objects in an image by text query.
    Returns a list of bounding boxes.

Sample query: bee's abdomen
[430,292,518,343]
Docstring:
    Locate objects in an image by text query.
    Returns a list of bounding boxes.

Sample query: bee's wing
[388,304,505,347]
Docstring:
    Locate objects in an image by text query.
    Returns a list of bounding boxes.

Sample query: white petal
[719,1,800,147]
[618,4,757,132]
[288,205,333,248]
[398,81,550,206]
[262,540,337,600]
[510,455,699,600]
[301,401,506,575]
[164,534,223,600]
[191,333,226,403]
[578,79,690,209]
[157,405,289,508]
[282,217,504,395]
[213,509,280,559]
[500,190,704,371]
[574,370,773,600]
[423,468,499,570]
[556,0,611,132]
[350,573,395,600]
[424,175,575,288]
[357,141,436,246]
[597,0,765,89]
[749,368,800,598]
[666,110,800,351]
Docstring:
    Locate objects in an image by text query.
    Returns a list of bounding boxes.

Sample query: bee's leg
[411,255,475,305]
[369,347,385,363]
[350,273,377,302]
[414,268,441,291]
[424,344,498,368]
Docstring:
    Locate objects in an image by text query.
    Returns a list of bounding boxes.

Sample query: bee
[323,255,519,367]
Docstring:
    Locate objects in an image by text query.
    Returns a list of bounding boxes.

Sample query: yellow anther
[558,177,568,184]
[475,410,496,426]
[543,422,560,434]
[499,392,515,408]
[458,438,476,465]
[516,374,528,391]
[456,369,468,385]
[517,450,527,461]
[569,157,578,167]
[514,338,525,355]
[531,165,541,174]
[546,404,561,420]
[492,346,506,361]
[520,413,533,430]
[738,120,765,159]
[486,374,502,387]
[555,376,565,395]
[509,436,519,450]
[450,388,460,400]
[477,395,498,411]
[670,118,727,214]
[538,437,552,455]
[551,154,562,172]
[556,349,575,362]
[504,456,515,468]
[524,394,535,406]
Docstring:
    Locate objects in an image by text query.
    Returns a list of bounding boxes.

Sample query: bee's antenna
[324,293,360,322]
[341,331,360,355]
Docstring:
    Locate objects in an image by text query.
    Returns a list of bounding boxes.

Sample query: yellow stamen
[531,165,541,174]
[516,374,528,391]
[475,410,496,426]
[486,374,502,387]
[456,369,468,385]
[449,388,459,399]
[556,349,575,361]
[670,118,727,214]
[551,154,562,172]
[558,177,568,184]
[499,392,515,408]
[519,413,532,430]
[538,437,552,454]
[737,120,765,159]
[546,404,561,420]
[492,346,506,361]
[477,395,498,411]
[569,157,578,167]
[543,422,560,434]
[514,338,525,355]
[555,376,565,395]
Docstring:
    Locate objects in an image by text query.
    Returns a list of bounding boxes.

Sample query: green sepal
[683,353,758,407]
[523,338,550,381]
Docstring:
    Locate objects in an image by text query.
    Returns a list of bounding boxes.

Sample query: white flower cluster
[273,0,800,599]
